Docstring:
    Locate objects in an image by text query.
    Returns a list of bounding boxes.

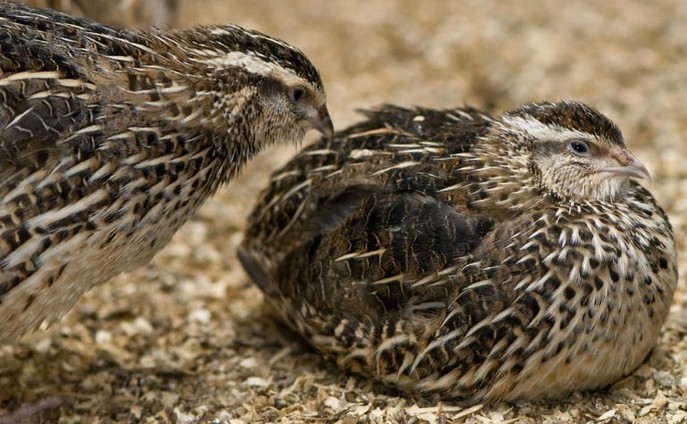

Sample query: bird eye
[568,140,591,156]
[289,86,306,103]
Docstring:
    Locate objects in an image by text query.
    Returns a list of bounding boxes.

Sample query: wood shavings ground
[1,1,687,422]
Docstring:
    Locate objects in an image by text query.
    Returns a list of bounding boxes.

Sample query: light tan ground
[1,1,687,422]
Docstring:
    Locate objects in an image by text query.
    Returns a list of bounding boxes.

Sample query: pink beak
[602,149,652,182]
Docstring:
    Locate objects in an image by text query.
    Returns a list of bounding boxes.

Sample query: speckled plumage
[0,2,332,342]
[239,101,677,402]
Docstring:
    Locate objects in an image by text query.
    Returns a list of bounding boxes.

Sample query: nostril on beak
[605,149,652,182]
[611,150,634,167]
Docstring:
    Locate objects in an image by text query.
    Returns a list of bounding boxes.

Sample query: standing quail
[239,101,677,402]
[0,2,333,343]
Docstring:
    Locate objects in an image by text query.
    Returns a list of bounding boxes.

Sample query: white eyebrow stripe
[190,51,304,87]
[502,116,595,142]
[194,51,280,75]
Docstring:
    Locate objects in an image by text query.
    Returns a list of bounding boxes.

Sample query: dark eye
[289,86,306,103]
[568,140,591,156]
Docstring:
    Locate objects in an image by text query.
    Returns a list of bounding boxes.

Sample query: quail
[239,101,677,402]
[0,2,333,343]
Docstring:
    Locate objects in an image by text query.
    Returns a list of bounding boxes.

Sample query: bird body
[239,101,677,401]
[0,2,331,342]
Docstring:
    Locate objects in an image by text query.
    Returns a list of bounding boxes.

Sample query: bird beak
[309,104,334,141]
[602,149,652,182]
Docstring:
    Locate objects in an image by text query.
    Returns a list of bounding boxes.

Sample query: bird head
[501,101,650,202]
[251,66,333,145]
[178,25,333,147]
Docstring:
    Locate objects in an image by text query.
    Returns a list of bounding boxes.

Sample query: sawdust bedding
[1,1,686,422]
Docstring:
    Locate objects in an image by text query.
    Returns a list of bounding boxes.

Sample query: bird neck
[447,139,547,220]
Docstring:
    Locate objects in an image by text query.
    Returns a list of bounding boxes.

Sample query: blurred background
[4,1,687,422]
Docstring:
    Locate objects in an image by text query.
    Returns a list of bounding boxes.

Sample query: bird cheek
[266,112,307,146]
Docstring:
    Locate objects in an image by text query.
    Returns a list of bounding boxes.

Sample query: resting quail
[239,101,677,402]
[0,2,333,342]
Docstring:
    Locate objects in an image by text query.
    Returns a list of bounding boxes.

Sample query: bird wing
[242,104,493,251]
[276,185,496,316]
[240,105,500,317]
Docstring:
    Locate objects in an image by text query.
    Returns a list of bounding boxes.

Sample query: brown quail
[239,101,677,402]
[0,2,333,342]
